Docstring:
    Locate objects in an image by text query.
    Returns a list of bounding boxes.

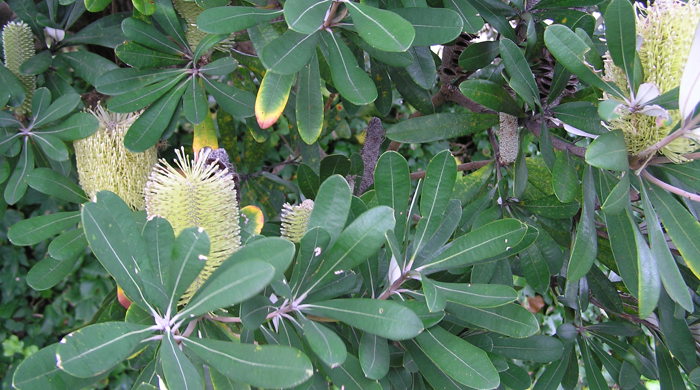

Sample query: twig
[648,152,700,165]
[409,160,493,180]
[525,117,586,157]
[205,314,242,323]
[641,169,700,202]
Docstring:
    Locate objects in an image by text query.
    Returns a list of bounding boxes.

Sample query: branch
[525,117,586,157]
[648,152,700,165]
[641,169,700,202]
[410,159,493,180]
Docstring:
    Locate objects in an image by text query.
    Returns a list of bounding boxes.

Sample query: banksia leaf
[144,148,241,303]
[255,71,294,129]
[280,199,314,243]
[2,21,35,116]
[497,113,519,165]
[173,0,208,51]
[74,105,157,210]
[192,110,218,153]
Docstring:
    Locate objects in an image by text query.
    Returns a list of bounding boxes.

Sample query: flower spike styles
[145,147,241,304]
[75,105,157,210]
[2,21,35,116]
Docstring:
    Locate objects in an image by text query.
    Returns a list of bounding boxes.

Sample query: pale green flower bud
[74,105,157,210]
[280,199,314,243]
[144,147,241,303]
[2,21,35,116]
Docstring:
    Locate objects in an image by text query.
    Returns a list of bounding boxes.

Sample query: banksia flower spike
[2,21,35,116]
[280,199,314,243]
[497,113,519,165]
[173,0,209,51]
[145,147,241,303]
[605,0,700,161]
[74,105,157,210]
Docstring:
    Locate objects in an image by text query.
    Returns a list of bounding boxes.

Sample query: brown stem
[377,273,410,300]
[641,170,700,202]
[322,1,341,28]
[410,159,493,180]
[648,152,700,165]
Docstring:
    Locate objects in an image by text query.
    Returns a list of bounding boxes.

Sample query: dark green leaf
[552,102,609,136]
[432,281,517,308]
[197,6,282,34]
[35,112,99,141]
[499,39,539,107]
[27,256,81,290]
[4,140,34,205]
[199,56,238,76]
[566,166,598,281]
[459,79,522,116]
[122,17,183,55]
[446,303,539,338]
[31,133,69,161]
[346,2,415,52]
[48,228,87,261]
[393,8,463,46]
[115,42,184,69]
[604,0,636,84]
[520,195,580,219]
[8,211,80,246]
[359,333,390,380]
[284,0,332,33]
[299,315,347,367]
[261,30,319,75]
[296,54,324,144]
[386,113,498,143]
[19,50,52,75]
[183,76,208,124]
[107,73,186,113]
[96,68,185,95]
[585,131,629,171]
[490,336,564,363]
[321,32,377,105]
[444,0,484,33]
[27,167,86,203]
[12,344,102,390]
[458,41,498,71]
[161,333,203,390]
[204,78,255,118]
[307,175,352,242]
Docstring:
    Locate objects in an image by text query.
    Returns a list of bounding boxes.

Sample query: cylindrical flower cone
[280,199,314,243]
[2,21,35,116]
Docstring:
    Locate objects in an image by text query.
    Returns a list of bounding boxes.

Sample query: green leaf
[307,175,352,242]
[284,0,332,33]
[133,0,157,14]
[60,51,120,86]
[346,2,415,52]
[604,0,636,85]
[322,353,381,390]
[639,185,692,311]
[48,229,88,261]
[27,256,81,290]
[580,340,608,390]
[33,92,81,128]
[417,219,528,273]
[444,0,484,33]
[412,150,456,259]
[96,68,185,95]
[388,66,435,113]
[447,303,539,338]
[197,6,282,34]
[532,345,573,390]
[81,191,151,309]
[56,322,154,378]
[184,338,313,388]
[0,64,26,107]
[501,364,531,390]
[183,76,208,124]
[544,25,624,98]
[432,281,517,308]
[302,299,423,340]
[403,338,473,390]
[552,102,609,136]
[290,227,332,296]
[458,41,498,71]
[459,79,522,116]
[519,244,551,295]
[193,34,229,62]
[296,54,324,144]
[199,56,238,76]
[468,0,516,41]
[321,32,377,105]
[415,326,499,389]
[359,333,390,380]
[320,154,351,181]
[254,70,294,129]
[405,46,437,90]
[4,140,34,205]
[261,30,319,75]
[62,13,127,48]
[422,277,446,312]
[152,0,189,49]
[31,88,52,123]
[386,112,498,143]
[161,333,203,390]
[601,172,629,215]
[656,342,685,390]
[490,336,564,363]
[203,78,255,118]
[392,8,463,46]
[585,130,629,171]
[27,168,87,203]
[107,72,186,113]
[520,195,580,219]
[630,211,660,318]
[19,50,52,75]
[34,112,99,141]
[374,151,411,241]
[306,206,394,292]
[12,344,102,390]
[8,211,80,246]
[31,133,69,161]
[121,17,183,55]
[499,39,539,107]
[115,41,184,69]
[566,166,598,281]
[166,226,209,311]
[124,78,188,152]
[177,260,274,318]
[225,237,296,283]
[299,315,347,368]
[645,182,700,279]
[552,151,578,203]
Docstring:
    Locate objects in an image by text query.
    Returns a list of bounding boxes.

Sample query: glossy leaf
[115,42,184,69]
[8,211,80,246]
[604,0,636,84]
[346,2,415,52]
[490,336,564,363]
[284,0,332,33]
[459,79,522,116]
[499,39,539,107]
[552,151,578,203]
[432,281,517,308]
[393,8,463,46]
[307,175,352,242]
[255,71,294,129]
[585,130,629,171]
[197,7,282,34]
[56,322,153,378]
[161,333,203,390]
[296,54,324,144]
[121,17,183,55]
[386,113,498,143]
[458,41,499,71]
[299,316,347,368]
[359,333,390,380]
[261,30,319,75]
[321,32,378,105]
[374,151,411,240]
[447,303,539,338]
[96,68,185,95]
[184,337,313,388]
[566,166,598,281]
[302,299,423,340]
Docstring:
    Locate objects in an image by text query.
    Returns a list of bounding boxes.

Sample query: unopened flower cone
[74,105,157,209]
[2,21,35,116]
[280,199,314,243]
[145,147,241,304]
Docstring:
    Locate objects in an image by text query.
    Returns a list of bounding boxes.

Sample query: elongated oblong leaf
[12,344,102,390]
[307,175,352,242]
[302,299,424,340]
[566,166,598,281]
[417,219,528,273]
[604,0,636,84]
[392,8,463,46]
[4,139,34,205]
[459,79,522,116]
[34,112,99,141]
[499,39,539,107]
[415,326,499,389]
[56,322,153,378]
[261,30,319,75]
[296,54,324,144]
[197,7,282,34]
[432,281,517,308]
[204,78,255,118]
[8,211,80,246]
[184,338,313,388]
[321,32,377,105]
[359,333,390,380]
[585,130,629,171]
[27,256,81,291]
[183,76,208,124]
[490,335,564,363]
[161,333,203,390]
[386,113,498,143]
[48,229,87,261]
[300,316,347,368]
[255,71,294,129]
[346,2,415,52]
[166,226,210,311]
[447,303,539,338]
[284,0,332,33]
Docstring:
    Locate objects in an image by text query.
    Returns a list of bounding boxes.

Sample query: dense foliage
[1,0,700,389]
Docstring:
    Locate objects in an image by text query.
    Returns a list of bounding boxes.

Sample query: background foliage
[1,0,700,389]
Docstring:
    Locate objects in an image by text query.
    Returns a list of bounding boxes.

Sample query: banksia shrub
[144,147,241,303]
[74,105,157,210]
[2,21,35,116]
[605,0,700,161]
[280,199,314,243]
